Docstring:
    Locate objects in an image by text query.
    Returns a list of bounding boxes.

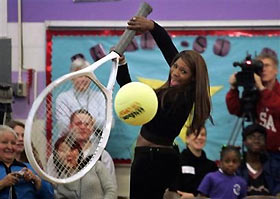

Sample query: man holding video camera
[226,52,280,189]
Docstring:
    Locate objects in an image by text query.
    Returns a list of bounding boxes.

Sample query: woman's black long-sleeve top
[117,22,193,146]
[169,147,218,195]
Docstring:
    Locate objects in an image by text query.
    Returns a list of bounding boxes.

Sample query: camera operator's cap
[242,124,266,141]
[70,53,90,72]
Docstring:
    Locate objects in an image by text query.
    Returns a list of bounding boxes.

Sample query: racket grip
[114,2,153,55]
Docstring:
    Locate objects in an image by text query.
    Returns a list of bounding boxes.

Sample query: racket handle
[114,2,153,55]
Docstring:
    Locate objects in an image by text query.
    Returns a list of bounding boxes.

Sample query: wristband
[118,60,127,66]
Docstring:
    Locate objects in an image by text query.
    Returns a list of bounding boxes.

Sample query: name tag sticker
[181,166,195,174]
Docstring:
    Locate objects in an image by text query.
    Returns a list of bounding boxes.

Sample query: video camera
[233,54,263,122]
[233,54,263,89]
[12,170,25,178]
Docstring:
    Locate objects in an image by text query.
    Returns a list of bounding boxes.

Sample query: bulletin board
[46,28,280,162]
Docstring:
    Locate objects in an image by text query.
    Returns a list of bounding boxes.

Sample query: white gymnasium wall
[7,22,45,72]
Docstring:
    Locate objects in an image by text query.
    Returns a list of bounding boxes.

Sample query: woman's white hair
[0,125,17,138]
[70,57,90,72]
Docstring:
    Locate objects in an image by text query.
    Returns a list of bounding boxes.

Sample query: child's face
[220,151,240,175]
[57,142,79,169]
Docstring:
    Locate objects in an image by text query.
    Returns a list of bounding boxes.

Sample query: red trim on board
[168,30,280,37]
[46,28,280,85]
[45,29,53,157]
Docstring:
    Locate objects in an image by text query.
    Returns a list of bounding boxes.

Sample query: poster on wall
[47,29,280,162]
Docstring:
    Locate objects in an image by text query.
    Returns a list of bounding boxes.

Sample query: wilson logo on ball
[119,102,145,120]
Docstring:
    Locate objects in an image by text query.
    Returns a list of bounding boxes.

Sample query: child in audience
[54,135,117,199]
[197,145,247,199]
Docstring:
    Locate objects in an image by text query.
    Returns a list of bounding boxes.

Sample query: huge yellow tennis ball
[114,82,158,126]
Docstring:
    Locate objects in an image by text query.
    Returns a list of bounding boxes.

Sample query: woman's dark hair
[53,134,83,176]
[6,120,25,129]
[156,50,212,132]
[71,53,85,62]
[186,125,206,137]
[220,145,241,161]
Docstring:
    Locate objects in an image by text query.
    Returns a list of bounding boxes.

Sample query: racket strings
[25,1,154,182]
[30,75,108,179]
[52,113,104,178]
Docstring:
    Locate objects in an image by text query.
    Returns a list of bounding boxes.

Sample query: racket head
[24,53,118,184]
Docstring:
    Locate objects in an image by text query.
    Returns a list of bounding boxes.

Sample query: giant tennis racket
[24,2,152,184]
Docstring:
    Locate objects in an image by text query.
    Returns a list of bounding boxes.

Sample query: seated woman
[47,109,117,187]
[53,135,117,199]
[6,120,28,162]
[6,120,54,199]
[0,125,42,199]
[166,127,218,198]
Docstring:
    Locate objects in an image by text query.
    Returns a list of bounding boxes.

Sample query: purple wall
[8,0,280,22]
[7,0,280,119]
[11,71,46,119]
